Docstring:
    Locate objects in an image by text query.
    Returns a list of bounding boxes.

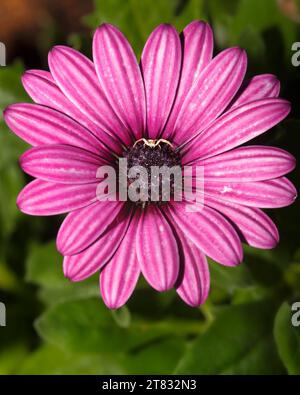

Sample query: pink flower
[4,21,297,309]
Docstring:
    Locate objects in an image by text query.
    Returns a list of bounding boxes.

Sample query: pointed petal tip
[177,293,208,308]
[93,22,121,39]
[3,104,22,125]
[100,277,130,310]
[2,106,8,120]
[63,261,79,283]
[48,45,69,62]
[63,268,80,283]
[182,20,213,38]
[152,23,177,33]
[226,47,247,68]
[102,297,125,310]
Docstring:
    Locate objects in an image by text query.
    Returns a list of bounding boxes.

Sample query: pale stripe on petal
[64,209,132,281]
[136,205,179,291]
[184,98,291,162]
[48,45,130,149]
[93,23,146,139]
[17,179,97,216]
[4,103,111,159]
[166,202,243,267]
[169,47,247,144]
[229,74,280,110]
[204,195,279,249]
[141,24,181,138]
[100,215,140,309]
[57,200,125,255]
[20,145,102,184]
[163,21,213,137]
[174,226,210,307]
[189,146,296,182]
[203,177,297,208]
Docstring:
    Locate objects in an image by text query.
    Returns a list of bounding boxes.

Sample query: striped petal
[167,47,247,143]
[20,145,102,184]
[17,179,97,216]
[4,103,110,159]
[175,228,210,307]
[100,216,140,309]
[48,45,130,149]
[141,24,181,138]
[229,74,280,109]
[136,206,179,291]
[166,202,243,267]
[184,98,291,162]
[163,21,213,137]
[21,70,115,155]
[93,23,146,139]
[204,195,279,249]
[203,177,297,208]
[57,201,125,255]
[64,210,131,281]
[191,146,296,182]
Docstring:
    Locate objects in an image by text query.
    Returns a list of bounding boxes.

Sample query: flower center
[122,138,181,205]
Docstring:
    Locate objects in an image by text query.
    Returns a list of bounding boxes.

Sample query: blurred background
[0,0,300,375]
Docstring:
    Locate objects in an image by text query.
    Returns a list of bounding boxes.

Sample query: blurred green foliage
[0,0,300,374]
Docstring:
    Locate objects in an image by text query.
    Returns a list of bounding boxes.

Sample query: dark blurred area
[0,0,93,68]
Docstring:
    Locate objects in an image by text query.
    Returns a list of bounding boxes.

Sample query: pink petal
[141,24,181,138]
[64,210,132,281]
[4,103,111,159]
[22,70,91,128]
[17,179,97,216]
[204,195,279,249]
[184,98,291,162]
[48,45,130,150]
[190,146,296,182]
[163,21,213,137]
[229,74,280,109]
[175,229,210,307]
[136,206,179,291]
[20,145,102,184]
[22,70,121,156]
[57,201,125,255]
[93,23,146,139]
[165,202,243,267]
[100,216,140,309]
[167,47,247,144]
[203,177,297,208]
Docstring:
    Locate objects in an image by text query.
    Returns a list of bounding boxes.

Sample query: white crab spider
[133,138,173,149]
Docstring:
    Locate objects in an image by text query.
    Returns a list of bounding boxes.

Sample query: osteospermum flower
[4,21,297,308]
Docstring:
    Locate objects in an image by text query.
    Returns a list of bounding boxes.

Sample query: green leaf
[175,301,284,374]
[18,345,125,375]
[0,343,28,374]
[209,258,253,294]
[121,338,185,374]
[0,62,29,240]
[26,240,100,304]
[0,61,28,109]
[26,241,65,288]
[111,306,131,328]
[35,297,202,354]
[207,0,298,62]
[274,302,300,374]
